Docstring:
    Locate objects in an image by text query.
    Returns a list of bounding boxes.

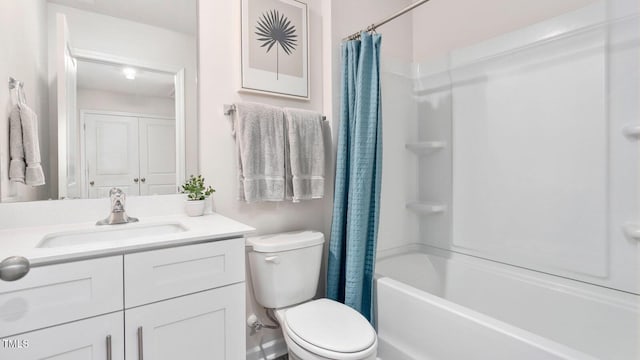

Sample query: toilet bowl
[276,299,377,360]
[247,231,378,360]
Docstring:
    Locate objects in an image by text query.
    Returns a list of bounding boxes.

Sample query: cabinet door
[0,312,124,360]
[138,117,176,196]
[125,283,245,360]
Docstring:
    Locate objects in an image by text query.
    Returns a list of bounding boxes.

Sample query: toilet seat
[281,299,377,359]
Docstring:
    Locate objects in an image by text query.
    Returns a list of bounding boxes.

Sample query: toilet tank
[247,231,324,309]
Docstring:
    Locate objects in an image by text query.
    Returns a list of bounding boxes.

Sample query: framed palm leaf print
[241,0,309,100]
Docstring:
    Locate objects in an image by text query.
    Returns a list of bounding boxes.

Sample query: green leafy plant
[181,175,215,201]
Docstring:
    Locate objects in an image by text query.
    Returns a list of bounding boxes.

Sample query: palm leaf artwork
[255,9,298,79]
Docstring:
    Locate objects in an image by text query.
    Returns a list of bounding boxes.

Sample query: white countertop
[0,212,255,266]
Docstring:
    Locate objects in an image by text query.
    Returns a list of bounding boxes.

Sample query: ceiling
[47,0,197,35]
[77,60,175,98]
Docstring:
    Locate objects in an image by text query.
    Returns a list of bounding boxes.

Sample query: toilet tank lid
[247,231,324,253]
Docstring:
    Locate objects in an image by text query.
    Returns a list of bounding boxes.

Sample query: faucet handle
[109,188,126,212]
[109,187,124,197]
[97,188,138,225]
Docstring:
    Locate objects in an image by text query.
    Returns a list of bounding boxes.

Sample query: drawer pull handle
[137,326,144,360]
[265,256,280,264]
[106,335,112,360]
[0,256,30,281]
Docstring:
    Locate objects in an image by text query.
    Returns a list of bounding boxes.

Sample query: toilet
[247,231,378,360]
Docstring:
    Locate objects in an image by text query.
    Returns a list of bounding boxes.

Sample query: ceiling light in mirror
[122,67,137,80]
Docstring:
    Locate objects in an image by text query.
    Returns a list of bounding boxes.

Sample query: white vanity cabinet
[0,238,246,360]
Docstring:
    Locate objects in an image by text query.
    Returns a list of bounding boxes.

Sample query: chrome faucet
[96,188,139,225]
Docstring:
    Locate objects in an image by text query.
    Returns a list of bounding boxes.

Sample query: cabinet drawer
[124,239,244,308]
[0,256,123,337]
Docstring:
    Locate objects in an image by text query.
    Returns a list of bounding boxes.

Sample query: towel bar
[224,104,326,121]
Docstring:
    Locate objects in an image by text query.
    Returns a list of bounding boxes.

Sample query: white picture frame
[241,0,309,100]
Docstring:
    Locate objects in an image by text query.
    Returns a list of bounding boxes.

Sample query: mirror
[1,0,198,202]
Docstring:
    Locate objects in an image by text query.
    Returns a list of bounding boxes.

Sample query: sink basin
[37,222,188,248]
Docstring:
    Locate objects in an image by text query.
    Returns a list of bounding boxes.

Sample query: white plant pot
[184,199,206,217]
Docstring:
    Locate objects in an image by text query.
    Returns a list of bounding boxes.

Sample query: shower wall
[410,1,639,293]
[375,0,605,254]
[378,61,419,252]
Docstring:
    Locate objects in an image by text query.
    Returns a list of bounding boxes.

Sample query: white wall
[0,0,50,202]
[77,89,175,118]
[198,1,330,356]
[411,0,598,62]
[47,4,197,197]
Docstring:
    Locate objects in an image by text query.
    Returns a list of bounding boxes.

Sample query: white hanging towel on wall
[233,102,286,202]
[9,106,26,183]
[9,104,45,186]
[284,108,325,202]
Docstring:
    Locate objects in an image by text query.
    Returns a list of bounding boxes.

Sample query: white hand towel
[9,106,26,183]
[284,108,325,202]
[234,103,286,202]
[19,104,45,186]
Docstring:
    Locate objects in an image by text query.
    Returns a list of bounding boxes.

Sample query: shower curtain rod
[343,0,432,41]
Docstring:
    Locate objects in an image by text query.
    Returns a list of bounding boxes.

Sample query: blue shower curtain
[327,32,382,322]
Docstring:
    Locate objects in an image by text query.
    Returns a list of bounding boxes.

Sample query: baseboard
[246,337,288,360]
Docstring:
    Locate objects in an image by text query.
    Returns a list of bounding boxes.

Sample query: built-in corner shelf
[406,202,446,215]
[405,141,446,155]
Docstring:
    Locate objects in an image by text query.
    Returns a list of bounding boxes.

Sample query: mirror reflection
[1,0,198,202]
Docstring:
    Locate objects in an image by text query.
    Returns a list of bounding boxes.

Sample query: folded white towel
[284,108,325,202]
[234,103,286,202]
[9,106,26,183]
[19,104,45,186]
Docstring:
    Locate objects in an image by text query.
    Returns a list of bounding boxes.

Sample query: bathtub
[373,245,639,360]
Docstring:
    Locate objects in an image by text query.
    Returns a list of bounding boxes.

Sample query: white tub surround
[412,2,640,295]
[375,245,640,360]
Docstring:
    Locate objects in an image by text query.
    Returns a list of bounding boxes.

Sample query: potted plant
[181,175,215,216]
